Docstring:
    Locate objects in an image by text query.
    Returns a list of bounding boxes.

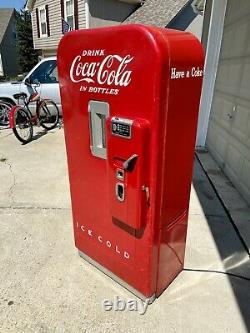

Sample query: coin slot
[116,183,125,202]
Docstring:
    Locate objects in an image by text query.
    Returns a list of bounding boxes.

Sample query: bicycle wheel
[39,100,59,130]
[0,101,12,126]
[13,107,33,144]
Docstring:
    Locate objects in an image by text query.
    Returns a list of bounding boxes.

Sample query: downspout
[85,0,90,28]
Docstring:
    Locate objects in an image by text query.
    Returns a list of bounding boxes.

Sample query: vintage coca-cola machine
[58,24,204,302]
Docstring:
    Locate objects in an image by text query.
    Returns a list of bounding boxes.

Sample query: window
[61,0,78,33]
[29,60,58,84]
[12,23,17,40]
[36,5,50,38]
[0,53,4,77]
[64,0,74,30]
[39,6,47,37]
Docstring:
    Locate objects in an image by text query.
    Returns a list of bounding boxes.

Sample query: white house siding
[32,0,86,56]
[78,0,87,29]
[206,0,250,204]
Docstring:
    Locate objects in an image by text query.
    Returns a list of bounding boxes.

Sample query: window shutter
[61,0,65,33]
[74,0,79,30]
[45,5,50,37]
[36,8,40,38]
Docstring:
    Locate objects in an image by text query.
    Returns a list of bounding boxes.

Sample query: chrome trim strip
[78,250,156,304]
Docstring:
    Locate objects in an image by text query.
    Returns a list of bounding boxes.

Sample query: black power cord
[167,244,250,282]
[183,268,250,282]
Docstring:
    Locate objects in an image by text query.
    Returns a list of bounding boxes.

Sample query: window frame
[64,0,75,30]
[38,5,48,38]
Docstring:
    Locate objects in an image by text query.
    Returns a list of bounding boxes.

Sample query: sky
[0,0,26,10]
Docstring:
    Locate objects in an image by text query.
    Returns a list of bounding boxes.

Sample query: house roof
[0,8,14,44]
[124,0,191,27]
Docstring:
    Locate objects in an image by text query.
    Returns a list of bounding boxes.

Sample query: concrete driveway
[0,127,249,333]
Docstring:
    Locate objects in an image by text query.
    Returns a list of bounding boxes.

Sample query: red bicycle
[9,81,59,144]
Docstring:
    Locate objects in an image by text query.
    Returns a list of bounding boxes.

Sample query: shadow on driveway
[192,154,250,330]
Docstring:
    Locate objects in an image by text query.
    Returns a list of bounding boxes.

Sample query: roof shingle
[0,8,14,45]
[124,0,191,27]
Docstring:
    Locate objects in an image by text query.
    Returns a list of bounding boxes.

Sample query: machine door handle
[123,154,138,171]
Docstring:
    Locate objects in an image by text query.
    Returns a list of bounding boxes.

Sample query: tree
[16,9,39,73]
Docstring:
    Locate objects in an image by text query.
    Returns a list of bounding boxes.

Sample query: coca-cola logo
[70,51,134,88]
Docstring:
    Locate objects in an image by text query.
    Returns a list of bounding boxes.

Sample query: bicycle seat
[13,93,27,100]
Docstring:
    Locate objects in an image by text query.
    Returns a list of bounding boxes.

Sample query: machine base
[78,250,156,304]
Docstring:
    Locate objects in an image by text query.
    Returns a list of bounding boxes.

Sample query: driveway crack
[4,159,16,205]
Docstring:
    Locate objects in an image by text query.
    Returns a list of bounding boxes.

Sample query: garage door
[206,0,250,204]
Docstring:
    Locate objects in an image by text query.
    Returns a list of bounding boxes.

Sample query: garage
[205,0,250,204]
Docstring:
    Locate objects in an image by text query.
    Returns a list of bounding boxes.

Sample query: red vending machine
[58,24,204,302]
